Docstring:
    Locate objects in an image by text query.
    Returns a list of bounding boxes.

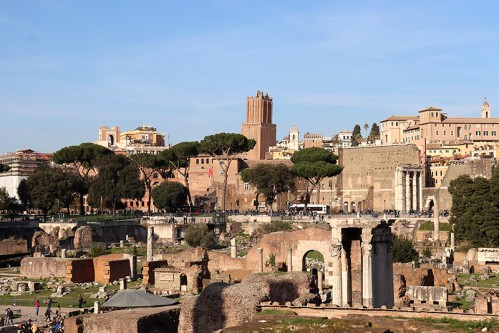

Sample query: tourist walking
[78,294,84,308]
[44,307,52,322]
[5,307,13,325]
[34,300,40,317]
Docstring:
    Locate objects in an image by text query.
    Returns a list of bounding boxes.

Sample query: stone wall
[74,226,93,250]
[66,258,94,283]
[20,257,68,279]
[93,254,131,284]
[142,260,169,286]
[65,306,180,333]
[337,145,420,212]
[0,239,27,255]
[178,272,313,333]
[393,263,452,287]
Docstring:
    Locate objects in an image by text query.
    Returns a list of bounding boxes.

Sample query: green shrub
[262,221,292,234]
[392,235,418,263]
[184,223,215,249]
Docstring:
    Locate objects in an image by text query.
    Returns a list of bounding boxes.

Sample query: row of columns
[331,238,373,307]
[395,168,423,213]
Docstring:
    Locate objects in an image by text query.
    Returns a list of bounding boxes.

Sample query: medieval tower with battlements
[241,90,277,160]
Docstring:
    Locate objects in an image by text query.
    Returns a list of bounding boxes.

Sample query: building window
[201,159,204,164]
[451,131,454,136]
[476,131,481,136]
[206,158,209,164]
[196,159,199,164]
[484,131,489,136]
[431,112,434,117]
[444,131,446,135]
[436,131,439,135]
[244,183,250,191]
[484,124,487,128]
[492,131,497,136]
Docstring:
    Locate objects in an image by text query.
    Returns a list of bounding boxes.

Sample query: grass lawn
[457,273,499,289]
[0,280,144,308]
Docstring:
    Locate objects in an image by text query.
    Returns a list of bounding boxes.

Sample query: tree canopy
[184,223,215,249]
[449,170,499,247]
[290,147,342,204]
[200,133,256,212]
[392,235,419,263]
[351,124,362,146]
[241,163,295,212]
[52,143,113,214]
[88,154,144,214]
[0,164,10,173]
[368,123,380,143]
[151,181,188,213]
[170,141,200,209]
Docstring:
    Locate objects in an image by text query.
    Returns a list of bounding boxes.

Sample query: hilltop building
[96,125,167,155]
[0,149,52,199]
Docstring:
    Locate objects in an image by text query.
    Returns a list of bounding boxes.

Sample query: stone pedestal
[119,278,127,290]
[94,301,100,314]
[61,249,66,258]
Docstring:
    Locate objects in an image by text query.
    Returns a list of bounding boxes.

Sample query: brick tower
[241,90,277,160]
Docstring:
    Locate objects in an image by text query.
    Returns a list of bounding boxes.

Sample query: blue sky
[1,1,499,153]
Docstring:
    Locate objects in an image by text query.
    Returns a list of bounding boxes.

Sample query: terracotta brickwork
[93,254,131,284]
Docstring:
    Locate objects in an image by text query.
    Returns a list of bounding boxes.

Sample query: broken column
[128,255,137,280]
[230,238,237,258]
[257,248,264,273]
[450,232,455,250]
[94,301,100,314]
[61,249,66,259]
[287,248,293,272]
[147,226,154,262]
[433,202,440,242]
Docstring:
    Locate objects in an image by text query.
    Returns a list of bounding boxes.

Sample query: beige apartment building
[381,99,499,145]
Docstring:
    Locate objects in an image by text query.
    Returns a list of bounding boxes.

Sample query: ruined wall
[179,272,312,333]
[20,257,68,279]
[337,145,420,211]
[0,239,27,255]
[66,258,94,283]
[93,254,131,284]
[74,226,93,250]
[246,227,332,283]
[65,307,180,333]
[142,260,169,286]
[393,263,451,287]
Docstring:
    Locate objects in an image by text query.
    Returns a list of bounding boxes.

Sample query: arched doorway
[108,134,114,146]
[302,250,324,292]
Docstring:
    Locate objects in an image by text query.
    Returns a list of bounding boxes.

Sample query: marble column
[341,246,350,306]
[129,255,137,280]
[361,241,373,308]
[412,172,418,212]
[419,171,424,212]
[287,248,293,272]
[433,202,440,242]
[147,226,154,262]
[450,232,455,250]
[230,238,237,258]
[395,168,404,212]
[331,239,343,307]
[257,248,264,273]
[405,172,411,213]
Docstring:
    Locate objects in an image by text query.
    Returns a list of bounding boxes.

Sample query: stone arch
[343,202,348,212]
[108,134,114,146]
[424,195,435,211]
[350,202,356,213]
[301,249,325,272]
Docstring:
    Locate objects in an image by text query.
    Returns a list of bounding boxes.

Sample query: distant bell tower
[482,98,491,118]
[289,123,300,151]
[241,90,277,160]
